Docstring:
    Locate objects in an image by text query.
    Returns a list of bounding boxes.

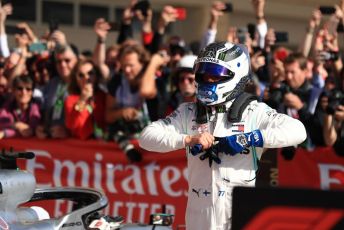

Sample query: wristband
[218,129,264,156]
[306,27,315,34]
[97,37,105,44]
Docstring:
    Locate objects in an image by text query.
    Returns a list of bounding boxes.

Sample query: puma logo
[192,188,200,197]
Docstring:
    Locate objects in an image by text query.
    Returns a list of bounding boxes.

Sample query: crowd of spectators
[0,0,343,162]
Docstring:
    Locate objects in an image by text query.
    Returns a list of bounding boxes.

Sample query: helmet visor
[193,62,234,77]
[193,62,235,83]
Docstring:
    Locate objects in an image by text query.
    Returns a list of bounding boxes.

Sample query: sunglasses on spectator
[16,86,33,92]
[78,69,96,81]
[179,76,195,84]
[57,58,72,64]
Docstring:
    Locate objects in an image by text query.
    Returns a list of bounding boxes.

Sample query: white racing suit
[139,100,306,230]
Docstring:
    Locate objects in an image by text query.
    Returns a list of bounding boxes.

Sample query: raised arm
[0,3,12,58]
[300,9,322,57]
[251,0,267,49]
[139,53,169,99]
[200,1,225,49]
[92,18,111,82]
[149,5,178,54]
[117,0,136,44]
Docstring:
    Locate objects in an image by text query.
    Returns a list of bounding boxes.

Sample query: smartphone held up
[49,19,59,34]
[319,6,336,15]
[132,0,151,17]
[222,3,233,13]
[6,25,25,35]
[28,42,48,54]
[175,7,187,20]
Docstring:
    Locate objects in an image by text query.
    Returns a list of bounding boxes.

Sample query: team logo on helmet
[219,45,243,62]
[198,42,227,59]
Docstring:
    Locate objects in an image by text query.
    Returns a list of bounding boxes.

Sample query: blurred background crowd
[0,0,343,162]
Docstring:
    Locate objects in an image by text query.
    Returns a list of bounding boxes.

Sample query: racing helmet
[193,41,251,106]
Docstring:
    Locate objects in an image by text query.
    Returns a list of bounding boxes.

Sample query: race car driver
[139,41,306,230]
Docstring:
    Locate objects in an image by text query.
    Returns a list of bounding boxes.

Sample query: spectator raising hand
[16,22,37,43]
[0,3,12,37]
[49,30,67,47]
[122,0,137,25]
[209,1,225,30]
[251,0,265,22]
[201,1,225,49]
[135,7,153,46]
[92,18,111,81]
[251,0,267,49]
[310,8,322,30]
[157,5,178,34]
[300,8,322,57]
[94,18,110,41]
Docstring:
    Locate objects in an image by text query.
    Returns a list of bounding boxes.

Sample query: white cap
[177,55,197,70]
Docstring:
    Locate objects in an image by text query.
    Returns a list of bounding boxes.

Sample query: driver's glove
[217,130,263,156]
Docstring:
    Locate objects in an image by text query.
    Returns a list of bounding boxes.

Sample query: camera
[109,115,148,163]
[267,83,291,109]
[6,25,26,35]
[112,130,142,163]
[326,90,344,115]
[319,6,336,15]
[49,18,59,33]
[221,3,233,13]
[318,51,340,62]
[132,0,150,17]
[271,83,291,98]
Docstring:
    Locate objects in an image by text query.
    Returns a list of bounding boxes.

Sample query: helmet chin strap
[195,92,258,124]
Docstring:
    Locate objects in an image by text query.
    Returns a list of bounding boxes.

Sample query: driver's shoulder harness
[195,92,259,124]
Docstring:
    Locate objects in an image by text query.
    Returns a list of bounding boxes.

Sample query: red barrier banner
[3,138,342,227]
[0,138,188,227]
[278,147,344,190]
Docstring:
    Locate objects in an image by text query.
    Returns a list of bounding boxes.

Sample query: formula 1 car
[0,149,173,230]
